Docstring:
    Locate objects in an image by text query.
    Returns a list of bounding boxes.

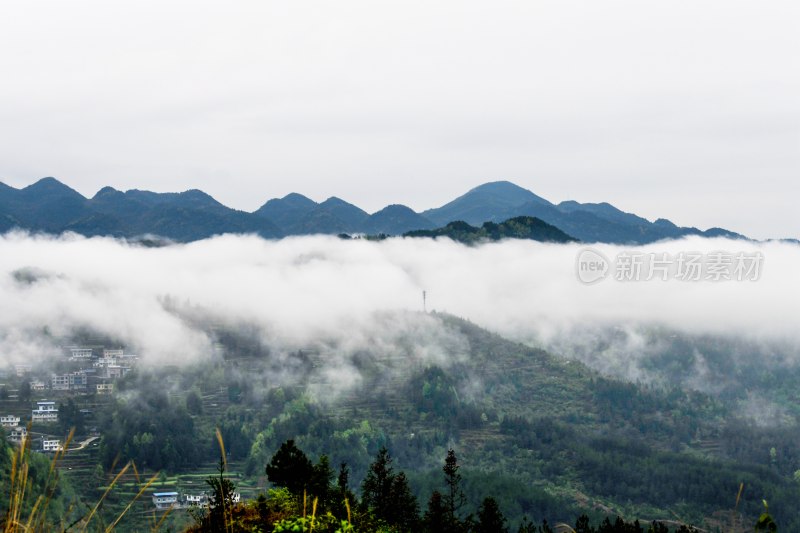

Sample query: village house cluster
[1,345,138,453]
[50,348,138,394]
[152,490,241,511]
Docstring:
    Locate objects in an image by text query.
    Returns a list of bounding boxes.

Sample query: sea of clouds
[0,232,797,388]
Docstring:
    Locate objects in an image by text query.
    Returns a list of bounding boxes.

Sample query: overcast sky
[0,1,797,239]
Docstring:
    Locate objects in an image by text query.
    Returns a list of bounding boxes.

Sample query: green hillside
[31,312,788,531]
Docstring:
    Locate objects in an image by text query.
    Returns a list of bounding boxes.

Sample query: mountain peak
[423,180,551,226]
[362,204,435,235]
[281,193,318,209]
[93,186,121,199]
[467,180,539,197]
[24,177,72,191]
[20,177,86,200]
[321,196,345,204]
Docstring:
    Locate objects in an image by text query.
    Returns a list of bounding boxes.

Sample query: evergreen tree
[361,446,394,519]
[197,458,237,533]
[423,490,447,533]
[332,462,356,520]
[443,448,466,530]
[386,471,419,531]
[361,446,419,531]
[517,516,537,533]
[475,497,508,533]
[309,454,334,507]
[265,439,314,495]
[574,514,594,533]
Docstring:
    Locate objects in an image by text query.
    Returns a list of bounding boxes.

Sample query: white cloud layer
[0,233,797,375]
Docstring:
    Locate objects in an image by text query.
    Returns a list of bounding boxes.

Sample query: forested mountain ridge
[32,311,795,531]
[403,216,576,243]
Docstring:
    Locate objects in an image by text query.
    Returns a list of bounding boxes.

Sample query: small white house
[94,357,116,368]
[105,365,132,379]
[183,493,209,508]
[103,349,124,358]
[7,426,27,445]
[42,438,62,452]
[52,374,71,391]
[29,381,46,391]
[152,492,179,510]
[96,383,114,395]
[1,415,21,428]
[69,348,93,360]
[32,401,58,423]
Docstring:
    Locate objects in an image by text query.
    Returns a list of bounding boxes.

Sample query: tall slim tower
[422,290,427,313]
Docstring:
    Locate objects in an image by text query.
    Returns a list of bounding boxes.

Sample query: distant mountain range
[0,177,746,243]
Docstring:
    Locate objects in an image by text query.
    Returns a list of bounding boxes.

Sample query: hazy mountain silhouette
[0,177,747,243]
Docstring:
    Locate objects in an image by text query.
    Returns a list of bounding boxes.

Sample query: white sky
[0,1,798,239]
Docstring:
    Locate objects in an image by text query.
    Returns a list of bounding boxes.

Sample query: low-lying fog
[1,231,797,395]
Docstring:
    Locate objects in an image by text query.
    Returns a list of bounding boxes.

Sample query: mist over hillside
[1,231,797,374]
[3,231,800,530]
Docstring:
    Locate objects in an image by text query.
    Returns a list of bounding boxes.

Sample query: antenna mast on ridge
[422,290,427,313]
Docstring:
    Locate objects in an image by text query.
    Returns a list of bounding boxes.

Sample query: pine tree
[423,490,447,533]
[361,447,419,531]
[443,448,466,530]
[361,446,394,520]
[265,439,313,495]
[309,454,334,507]
[386,471,419,531]
[198,458,237,533]
[475,497,508,533]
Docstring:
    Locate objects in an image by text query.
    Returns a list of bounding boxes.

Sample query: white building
[69,348,93,360]
[183,493,209,508]
[105,365,132,379]
[30,381,46,391]
[103,349,124,358]
[51,372,89,391]
[14,364,32,377]
[69,372,88,390]
[96,383,114,395]
[32,401,58,423]
[52,374,70,391]
[152,492,179,510]
[7,426,27,445]
[94,357,117,368]
[1,415,21,428]
[42,438,62,452]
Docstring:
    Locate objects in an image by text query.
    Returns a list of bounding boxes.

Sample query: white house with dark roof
[32,401,58,423]
[69,348,93,360]
[7,426,27,445]
[1,415,21,428]
[152,492,179,510]
[42,438,62,452]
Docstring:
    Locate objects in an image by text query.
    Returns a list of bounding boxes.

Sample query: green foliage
[186,390,204,415]
[404,216,576,244]
[192,458,239,533]
[754,500,778,532]
[266,440,315,496]
[273,514,355,533]
[97,382,206,471]
[475,497,508,533]
[360,447,419,531]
